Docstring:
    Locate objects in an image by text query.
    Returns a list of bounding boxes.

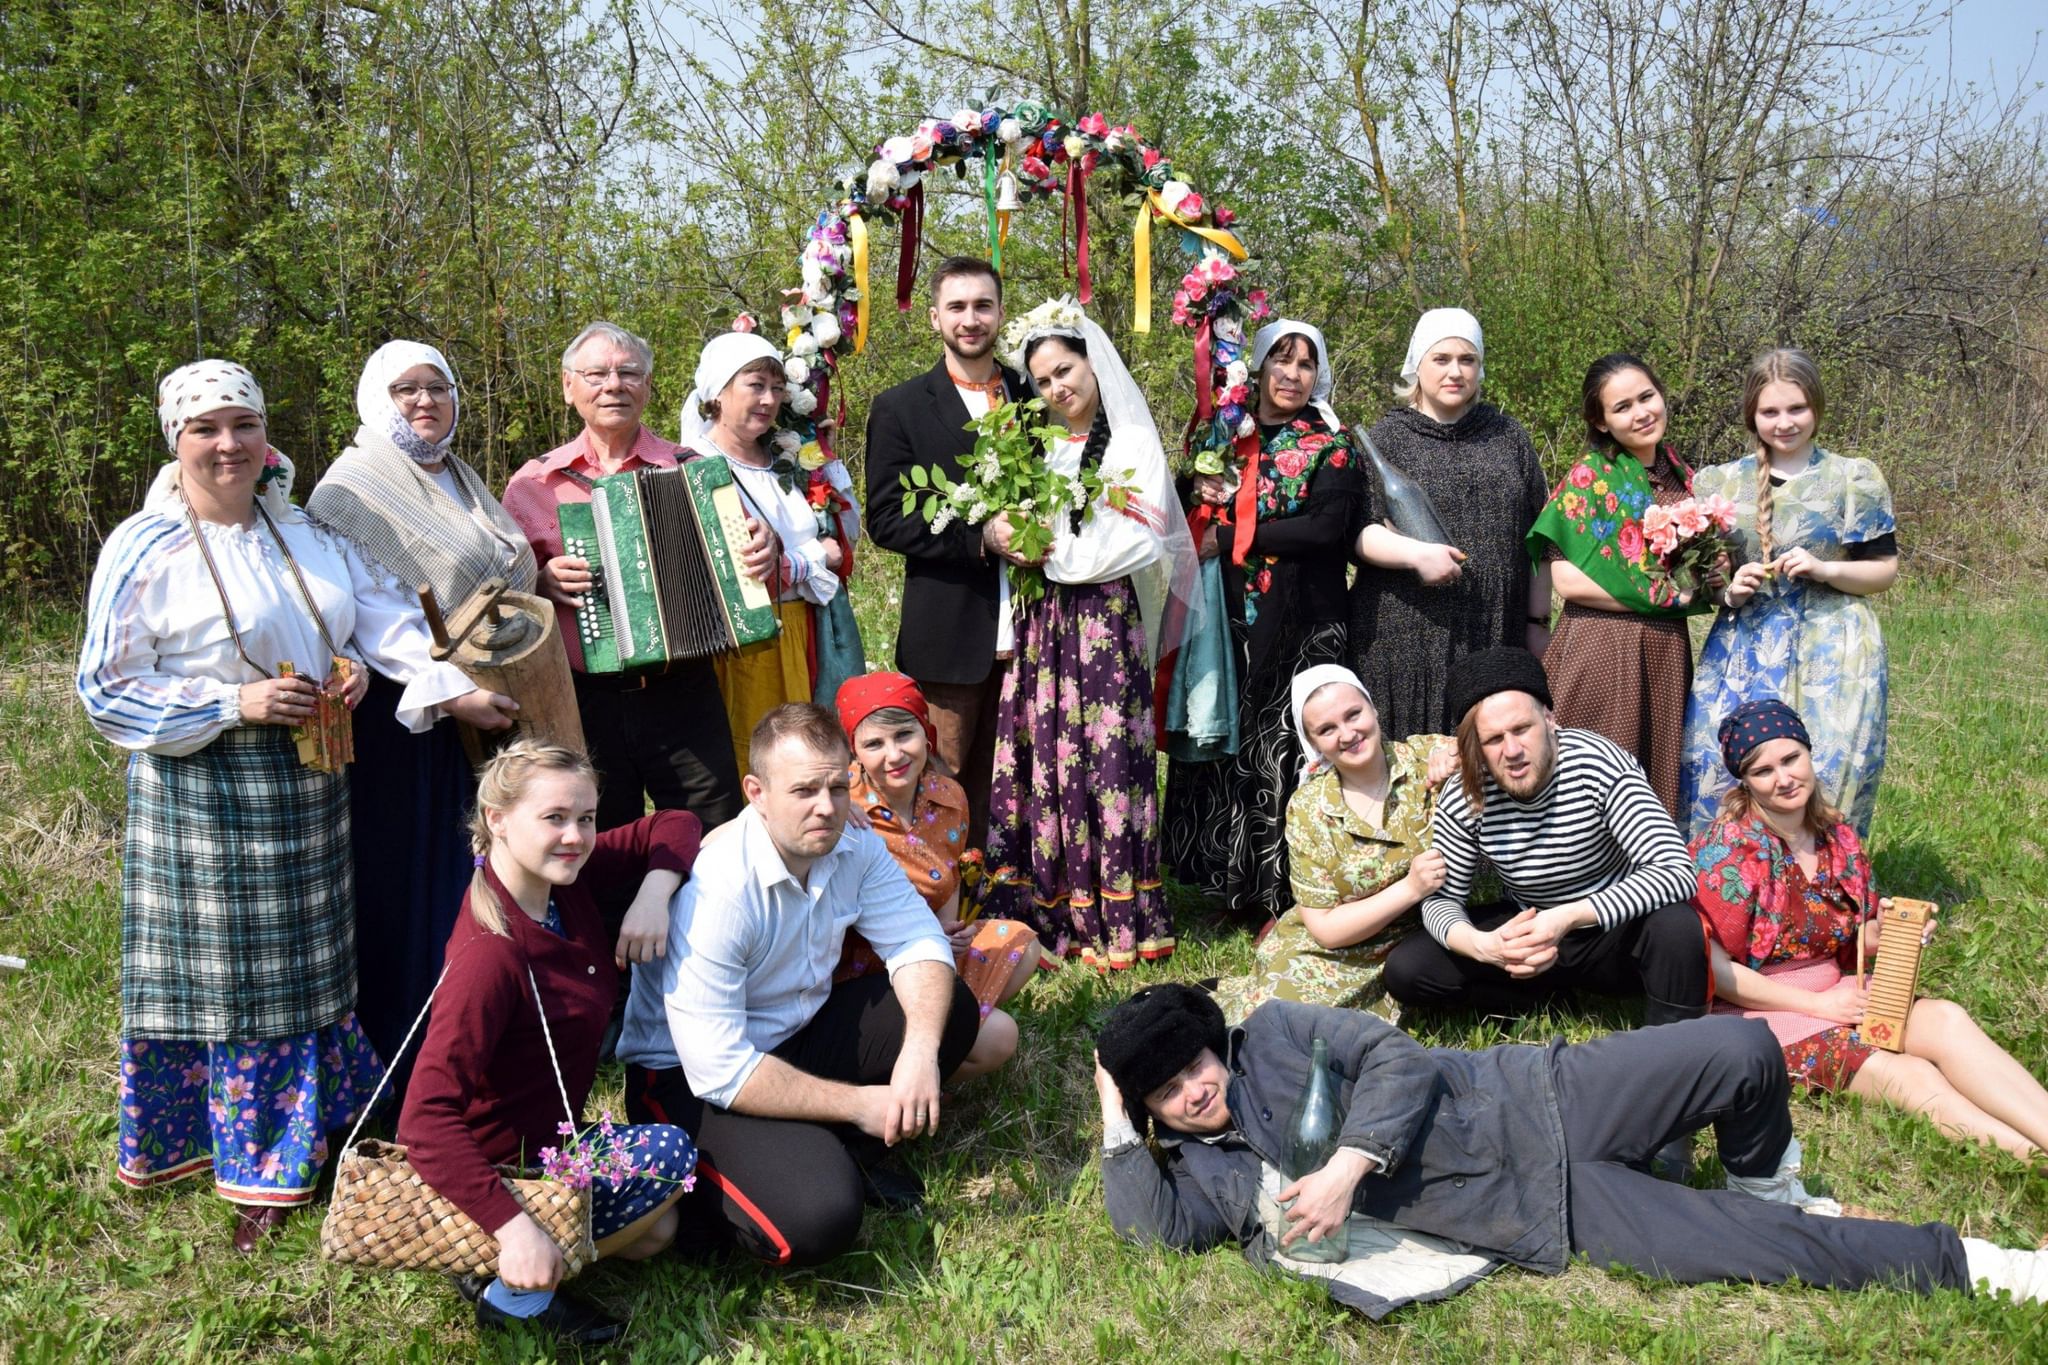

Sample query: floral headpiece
[1001,297,1088,371]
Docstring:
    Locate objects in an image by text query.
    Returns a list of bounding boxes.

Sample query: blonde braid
[1753,445,1775,564]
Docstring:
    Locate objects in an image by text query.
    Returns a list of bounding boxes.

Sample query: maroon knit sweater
[396,811,700,1232]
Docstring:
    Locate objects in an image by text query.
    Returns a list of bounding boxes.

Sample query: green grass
[4,579,2047,1361]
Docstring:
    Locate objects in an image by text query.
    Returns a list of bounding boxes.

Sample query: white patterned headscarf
[1251,319,1341,431]
[1291,663,1377,783]
[149,359,300,522]
[356,340,459,465]
[1399,308,1485,386]
[157,360,265,450]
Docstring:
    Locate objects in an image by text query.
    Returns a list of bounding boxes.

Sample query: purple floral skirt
[116,1013,383,1206]
[985,577,1172,969]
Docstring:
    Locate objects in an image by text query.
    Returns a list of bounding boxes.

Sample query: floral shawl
[1689,810,1878,970]
[1242,413,1352,622]
[1526,445,1702,617]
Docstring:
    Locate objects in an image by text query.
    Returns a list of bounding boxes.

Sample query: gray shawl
[305,424,537,621]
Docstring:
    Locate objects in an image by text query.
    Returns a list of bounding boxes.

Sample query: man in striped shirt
[1384,648,1708,1029]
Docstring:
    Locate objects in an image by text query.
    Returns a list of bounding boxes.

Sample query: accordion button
[587,965,596,975]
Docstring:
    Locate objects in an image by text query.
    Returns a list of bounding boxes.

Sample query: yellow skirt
[712,600,813,774]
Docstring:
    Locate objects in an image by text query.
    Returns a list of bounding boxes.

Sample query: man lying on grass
[1093,984,2048,1313]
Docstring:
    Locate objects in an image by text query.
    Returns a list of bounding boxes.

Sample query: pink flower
[1196,255,1236,284]
[1247,288,1270,319]
[1078,112,1109,136]
[1617,520,1645,561]
[1141,147,1163,169]
[222,1076,254,1103]
[181,1062,210,1087]
[1675,502,1708,538]
[1273,448,1309,479]
[1177,192,1206,220]
[1214,205,1236,226]
[1020,154,1050,181]
[1567,463,1595,489]
[1702,493,1739,532]
[732,313,758,334]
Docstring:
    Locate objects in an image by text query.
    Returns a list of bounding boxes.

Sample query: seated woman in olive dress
[1211,664,1453,1023]
[833,671,1041,1080]
[1692,698,2048,1160]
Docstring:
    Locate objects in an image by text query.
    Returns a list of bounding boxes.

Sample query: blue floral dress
[1680,450,1895,837]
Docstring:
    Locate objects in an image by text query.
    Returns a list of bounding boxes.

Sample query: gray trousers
[1553,1016,1970,1292]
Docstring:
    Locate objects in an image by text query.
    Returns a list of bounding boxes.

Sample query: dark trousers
[1553,1017,1969,1291]
[919,664,1006,847]
[574,660,742,835]
[1384,899,1709,1026]
[627,974,982,1267]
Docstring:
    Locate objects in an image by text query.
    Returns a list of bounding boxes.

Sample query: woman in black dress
[1164,320,1364,928]
[1348,308,1551,737]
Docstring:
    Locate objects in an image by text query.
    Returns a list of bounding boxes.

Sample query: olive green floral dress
[1211,736,1447,1022]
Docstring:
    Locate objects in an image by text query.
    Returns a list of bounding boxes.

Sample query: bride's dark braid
[1068,405,1112,533]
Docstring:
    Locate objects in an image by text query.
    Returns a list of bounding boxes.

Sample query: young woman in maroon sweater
[397,741,701,1345]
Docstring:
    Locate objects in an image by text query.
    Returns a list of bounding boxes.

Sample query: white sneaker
[1964,1238,2048,1302]
[1723,1137,1843,1216]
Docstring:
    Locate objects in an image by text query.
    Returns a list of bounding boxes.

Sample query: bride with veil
[980,300,1200,969]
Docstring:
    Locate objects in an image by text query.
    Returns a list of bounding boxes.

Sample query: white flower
[1104,128,1133,153]
[781,303,814,331]
[879,135,917,164]
[954,109,983,134]
[1159,180,1196,216]
[811,313,843,347]
[804,283,836,309]
[1237,414,1256,437]
[791,332,820,358]
[967,499,990,522]
[772,429,803,456]
[866,159,900,199]
[1225,360,1249,386]
[788,386,818,416]
[1067,478,1086,505]
[931,507,957,534]
[1019,497,1036,513]
[979,452,1001,481]
[1063,134,1086,159]
[1214,315,1244,345]
[998,117,1023,145]
[784,356,811,385]
[899,168,923,193]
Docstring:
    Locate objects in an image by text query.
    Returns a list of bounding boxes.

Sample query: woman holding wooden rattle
[1690,699,2048,1159]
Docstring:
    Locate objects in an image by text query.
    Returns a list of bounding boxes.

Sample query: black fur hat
[1445,646,1553,726]
[1096,983,1228,1134]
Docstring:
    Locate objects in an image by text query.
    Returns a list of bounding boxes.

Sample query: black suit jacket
[863,358,1029,685]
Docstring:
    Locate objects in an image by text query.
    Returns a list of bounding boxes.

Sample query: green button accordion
[557,458,778,672]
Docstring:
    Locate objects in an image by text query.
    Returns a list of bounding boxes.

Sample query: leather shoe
[859,1164,925,1212]
[231,1204,292,1254]
[449,1272,490,1304]
[475,1290,625,1345]
[1650,1135,1694,1183]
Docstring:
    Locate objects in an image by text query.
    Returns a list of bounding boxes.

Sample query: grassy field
[3,574,2047,1363]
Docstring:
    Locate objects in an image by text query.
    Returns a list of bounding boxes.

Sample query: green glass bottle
[1282,1037,1349,1262]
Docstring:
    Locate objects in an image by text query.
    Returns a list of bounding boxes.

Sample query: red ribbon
[1192,318,1214,422]
[1070,161,1092,305]
[1228,430,1261,565]
[896,182,924,312]
[814,371,834,460]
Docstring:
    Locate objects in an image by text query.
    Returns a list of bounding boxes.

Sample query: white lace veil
[1016,306,1205,664]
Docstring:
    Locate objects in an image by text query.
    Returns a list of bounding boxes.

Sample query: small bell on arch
[995,171,1023,212]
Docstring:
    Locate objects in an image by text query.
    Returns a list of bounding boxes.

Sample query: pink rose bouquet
[1642,493,1740,599]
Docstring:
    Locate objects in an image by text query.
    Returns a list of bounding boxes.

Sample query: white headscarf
[157,359,265,449]
[150,359,300,523]
[1251,319,1341,431]
[1400,308,1485,386]
[1291,662,1375,783]
[680,332,783,446]
[355,340,459,466]
[1009,300,1205,662]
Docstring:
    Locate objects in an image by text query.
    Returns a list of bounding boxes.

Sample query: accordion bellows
[318,1139,596,1277]
[559,458,779,672]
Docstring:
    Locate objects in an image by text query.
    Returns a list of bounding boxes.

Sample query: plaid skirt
[122,726,356,1040]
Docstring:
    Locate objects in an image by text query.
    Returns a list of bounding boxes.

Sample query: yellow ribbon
[849,214,871,354]
[1146,189,1249,261]
[1132,200,1152,333]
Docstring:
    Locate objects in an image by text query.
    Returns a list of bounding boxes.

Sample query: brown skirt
[1543,604,1692,815]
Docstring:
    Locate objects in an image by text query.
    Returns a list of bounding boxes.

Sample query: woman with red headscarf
[834,672,1042,1080]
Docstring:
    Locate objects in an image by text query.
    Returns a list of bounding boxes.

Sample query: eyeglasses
[570,366,649,386]
[389,383,455,402]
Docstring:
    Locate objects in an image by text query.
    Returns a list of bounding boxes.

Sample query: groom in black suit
[864,257,1037,844]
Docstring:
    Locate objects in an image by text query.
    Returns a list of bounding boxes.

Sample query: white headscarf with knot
[150,359,301,523]
[1291,662,1376,783]
[680,332,784,446]
[1400,308,1485,386]
[355,340,459,465]
[1251,319,1341,431]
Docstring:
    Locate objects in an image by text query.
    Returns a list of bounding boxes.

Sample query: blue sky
[1920,0,2044,116]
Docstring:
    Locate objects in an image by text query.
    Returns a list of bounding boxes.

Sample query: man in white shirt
[619,703,981,1266]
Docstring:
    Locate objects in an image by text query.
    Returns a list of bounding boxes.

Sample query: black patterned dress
[1163,413,1363,926]
[1347,403,1550,737]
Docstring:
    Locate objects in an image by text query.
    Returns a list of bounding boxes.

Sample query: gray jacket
[1102,1001,1571,1297]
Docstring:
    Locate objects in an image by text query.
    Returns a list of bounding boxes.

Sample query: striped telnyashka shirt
[1421,728,1694,945]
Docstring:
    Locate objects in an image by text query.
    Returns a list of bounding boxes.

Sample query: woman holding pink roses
[1528,353,1713,814]
[1163,319,1364,929]
[1678,349,1897,837]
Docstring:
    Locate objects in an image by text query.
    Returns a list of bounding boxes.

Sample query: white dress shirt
[618,806,955,1108]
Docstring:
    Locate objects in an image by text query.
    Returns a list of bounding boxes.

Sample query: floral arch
[764,102,1272,476]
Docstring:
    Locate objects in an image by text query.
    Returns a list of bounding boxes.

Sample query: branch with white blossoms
[899,397,1136,604]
